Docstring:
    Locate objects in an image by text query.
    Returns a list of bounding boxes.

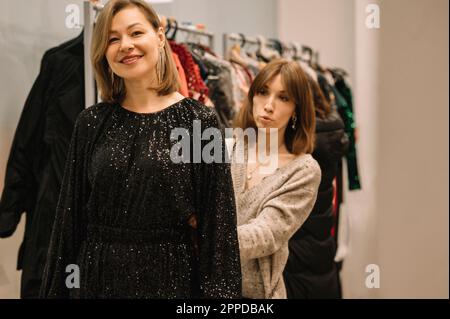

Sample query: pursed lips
[259,115,273,121]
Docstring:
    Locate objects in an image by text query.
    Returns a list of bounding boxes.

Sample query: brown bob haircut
[91,0,179,104]
[233,59,316,155]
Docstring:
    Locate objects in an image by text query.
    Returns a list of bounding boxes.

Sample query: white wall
[278,0,449,298]
[277,0,355,85]
[152,0,278,56]
[376,0,449,298]
[338,0,380,298]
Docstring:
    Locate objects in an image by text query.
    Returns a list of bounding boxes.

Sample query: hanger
[292,42,306,62]
[289,42,299,60]
[268,39,283,56]
[180,22,194,44]
[291,42,298,59]
[164,16,171,36]
[330,67,348,78]
[301,45,313,64]
[256,35,280,62]
[227,33,248,66]
[239,33,247,48]
[280,41,292,59]
[166,17,178,41]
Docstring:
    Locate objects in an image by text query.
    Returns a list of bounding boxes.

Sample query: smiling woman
[39,0,242,299]
[91,0,180,105]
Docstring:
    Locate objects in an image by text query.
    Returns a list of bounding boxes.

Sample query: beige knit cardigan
[230,145,321,299]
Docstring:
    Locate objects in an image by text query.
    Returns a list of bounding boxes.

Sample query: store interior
[0,0,448,299]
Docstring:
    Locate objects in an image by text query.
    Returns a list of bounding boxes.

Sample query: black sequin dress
[39,98,242,298]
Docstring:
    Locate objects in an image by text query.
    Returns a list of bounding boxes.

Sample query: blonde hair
[233,59,316,154]
[91,0,179,104]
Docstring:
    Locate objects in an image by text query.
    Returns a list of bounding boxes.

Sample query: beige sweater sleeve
[237,164,321,260]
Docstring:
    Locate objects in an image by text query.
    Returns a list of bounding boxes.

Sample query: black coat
[283,108,349,299]
[0,32,85,298]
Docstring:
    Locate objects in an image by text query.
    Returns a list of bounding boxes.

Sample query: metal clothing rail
[166,18,214,51]
[223,33,281,58]
[181,26,214,50]
[223,32,319,64]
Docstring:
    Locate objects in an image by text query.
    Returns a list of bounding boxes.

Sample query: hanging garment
[188,47,209,82]
[230,62,252,112]
[169,41,208,103]
[40,98,242,298]
[331,74,361,190]
[0,32,85,298]
[284,108,349,299]
[171,52,189,97]
[227,44,260,79]
[182,44,232,128]
[317,72,334,103]
[298,60,318,82]
[201,54,236,126]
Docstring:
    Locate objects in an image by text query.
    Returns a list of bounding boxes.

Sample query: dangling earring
[156,46,165,84]
[291,113,297,129]
[109,68,115,85]
[156,47,165,84]
[109,68,116,96]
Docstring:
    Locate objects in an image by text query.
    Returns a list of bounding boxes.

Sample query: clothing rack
[223,32,319,64]
[167,22,215,50]
[223,33,276,58]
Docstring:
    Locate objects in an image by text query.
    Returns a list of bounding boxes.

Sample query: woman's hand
[188,214,197,229]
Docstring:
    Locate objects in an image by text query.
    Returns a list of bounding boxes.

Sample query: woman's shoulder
[70,102,114,136]
[297,154,321,176]
[74,102,115,127]
[289,154,322,189]
[183,98,221,128]
[81,101,115,118]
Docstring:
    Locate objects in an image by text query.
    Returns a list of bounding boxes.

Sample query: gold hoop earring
[291,113,297,129]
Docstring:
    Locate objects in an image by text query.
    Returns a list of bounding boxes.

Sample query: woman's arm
[194,109,242,298]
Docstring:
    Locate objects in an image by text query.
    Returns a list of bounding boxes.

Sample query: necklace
[247,144,283,180]
[246,144,289,180]
[246,159,270,180]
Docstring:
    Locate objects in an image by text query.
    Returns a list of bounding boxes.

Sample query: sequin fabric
[39,97,242,298]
